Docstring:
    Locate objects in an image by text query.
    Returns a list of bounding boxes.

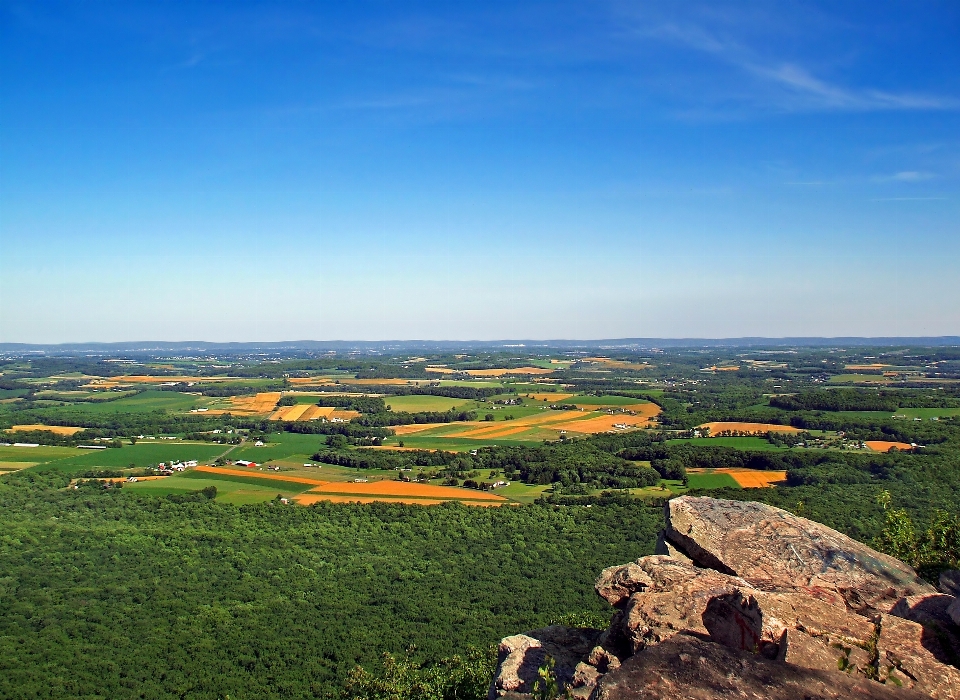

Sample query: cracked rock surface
[489,496,959,700]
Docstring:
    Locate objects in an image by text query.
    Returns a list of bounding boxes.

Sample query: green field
[0,445,81,463]
[23,442,227,473]
[665,436,784,450]
[125,475,305,505]
[178,469,319,492]
[686,472,742,489]
[385,395,472,412]
[437,380,504,388]
[28,390,213,415]
[561,395,650,406]
[389,435,545,451]
[229,432,326,463]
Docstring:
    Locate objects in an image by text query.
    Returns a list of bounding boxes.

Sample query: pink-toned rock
[487,626,601,699]
[892,593,958,627]
[940,570,960,597]
[592,634,927,700]
[878,613,960,700]
[665,496,934,611]
[612,558,752,653]
[948,597,960,627]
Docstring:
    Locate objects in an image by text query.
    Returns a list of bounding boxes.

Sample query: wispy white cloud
[633,17,958,113]
[871,197,947,201]
[873,171,937,182]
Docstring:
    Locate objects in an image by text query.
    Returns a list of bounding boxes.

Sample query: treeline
[354,409,477,427]
[282,421,394,439]
[473,443,660,489]
[771,389,899,412]
[315,395,388,412]
[311,448,460,471]
[787,414,954,444]
[159,383,283,397]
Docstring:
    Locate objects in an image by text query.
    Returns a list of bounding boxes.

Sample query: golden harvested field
[698,422,801,435]
[307,480,505,501]
[288,377,334,385]
[394,405,660,441]
[581,358,653,371]
[865,441,914,453]
[548,414,652,434]
[703,366,741,372]
[524,393,576,402]
[195,466,329,486]
[293,493,504,506]
[110,375,240,383]
[300,405,335,420]
[269,403,313,421]
[206,392,281,416]
[8,424,84,436]
[425,366,554,376]
[393,422,450,435]
[339,378,418,385]
[0,461,37,472]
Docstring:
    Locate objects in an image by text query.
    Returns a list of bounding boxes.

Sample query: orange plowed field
[339,378,417,385]
[865,441,914,453]
[110,375,241,383]
[425,366,554,376]
[698,422,801,435]
[451,411,584,438]
[721,469,787,488]
[549,414,652,433]
[293,494,503,506]
[288,377,334,385]
[581,358,653,371]
[307,481,505,501]
[194,466,328,486]
[9,424,84,436]
[566,403,661,417]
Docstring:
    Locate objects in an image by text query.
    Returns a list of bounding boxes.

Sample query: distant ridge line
[2,337,959,354]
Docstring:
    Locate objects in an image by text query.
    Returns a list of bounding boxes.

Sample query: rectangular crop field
[28,443,226,473]
[384,395,472,412]
[685,472,742,489]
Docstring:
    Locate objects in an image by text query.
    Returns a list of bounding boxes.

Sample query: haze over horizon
[2,1,958,343]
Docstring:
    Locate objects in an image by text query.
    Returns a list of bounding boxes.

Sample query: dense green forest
[0,472,660,699]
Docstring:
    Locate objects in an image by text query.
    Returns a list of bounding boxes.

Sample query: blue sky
[1,1,958,342]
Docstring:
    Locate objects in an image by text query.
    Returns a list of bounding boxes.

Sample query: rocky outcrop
[490,496,960,700]
[592,634,930,700]
[663,496,935,612]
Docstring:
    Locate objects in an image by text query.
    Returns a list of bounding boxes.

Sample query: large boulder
[877,614,960,700]
[592,634,928,700]
[490,497,957,699]
[948,596,960,627]
[664,496,934,611]
[939,570,960,597]
[488,625,602,699]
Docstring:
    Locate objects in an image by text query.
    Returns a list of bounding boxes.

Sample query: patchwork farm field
[8,424,84,435]
[384,400,661,447]
[384,395,472,412]
[697,421,802,435]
